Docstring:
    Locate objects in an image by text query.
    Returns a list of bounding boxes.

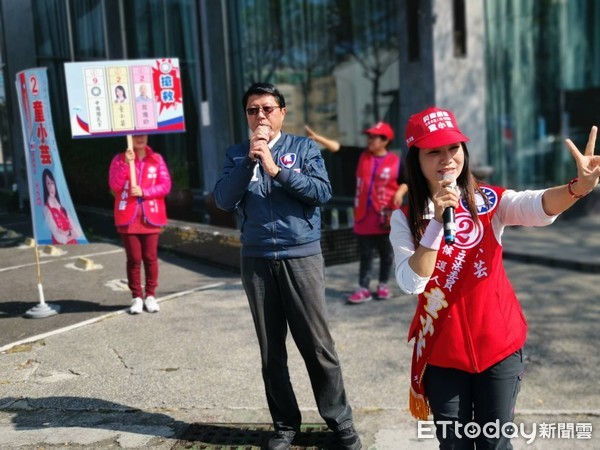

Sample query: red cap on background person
[405,107,469,149]
[363,121,395,141]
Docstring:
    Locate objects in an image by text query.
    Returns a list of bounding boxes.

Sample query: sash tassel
[409,386,431,420]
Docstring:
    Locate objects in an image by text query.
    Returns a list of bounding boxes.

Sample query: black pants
[357,233,393,289]
[241,254,354,433]
[424,350,525,450]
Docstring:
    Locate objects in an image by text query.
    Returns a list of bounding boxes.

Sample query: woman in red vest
[390,106,599,449]
[42,168,83,244]
[306,122,408,304]
[109,134,172,314]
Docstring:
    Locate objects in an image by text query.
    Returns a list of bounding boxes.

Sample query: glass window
[32,0,72,120]
[0,39,12,191]
[485,0,600,188]
[124,0,201,194]
[453,0,467,57]
[124,0,168,57]
[407,0,420,62]
[230,0,401,198]
[29,0,202,211]
[70,0,107,59]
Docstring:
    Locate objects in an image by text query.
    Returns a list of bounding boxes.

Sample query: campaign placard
[15,67,88,245]
[64,58,185,138]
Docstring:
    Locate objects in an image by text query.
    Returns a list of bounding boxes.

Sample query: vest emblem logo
[460,186,499,214]
[279,153,297,168]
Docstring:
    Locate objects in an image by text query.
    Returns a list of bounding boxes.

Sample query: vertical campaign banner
[64,58,185,138]
[15,68,88,245]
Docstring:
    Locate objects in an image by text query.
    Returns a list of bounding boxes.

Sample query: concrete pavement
[0,210,599,449]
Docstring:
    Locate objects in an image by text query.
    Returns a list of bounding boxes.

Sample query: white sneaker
[144,296,160,313]
[130,297,143,314]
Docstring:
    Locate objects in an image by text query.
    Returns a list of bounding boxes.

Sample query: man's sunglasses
[246,106,281,116]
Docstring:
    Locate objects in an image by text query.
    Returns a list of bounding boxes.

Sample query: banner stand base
[24,303,61,319]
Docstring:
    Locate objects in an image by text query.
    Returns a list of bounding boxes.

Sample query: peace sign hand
[564,126,600,194]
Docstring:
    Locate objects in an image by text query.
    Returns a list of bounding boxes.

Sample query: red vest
[48,205,77,244]
[408,186,526,373]
[354,151,400,221]
[110,147,171,227]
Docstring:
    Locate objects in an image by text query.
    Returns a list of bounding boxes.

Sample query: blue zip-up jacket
[213,133,332,258]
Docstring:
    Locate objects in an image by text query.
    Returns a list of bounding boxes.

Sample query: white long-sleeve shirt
[390,189,558,295]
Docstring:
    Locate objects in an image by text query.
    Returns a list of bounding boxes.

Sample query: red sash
[408,245,481,419]
[407,186,501,419]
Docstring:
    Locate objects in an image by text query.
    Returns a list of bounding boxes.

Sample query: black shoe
[336,425,362,450]
[267,430,296,450]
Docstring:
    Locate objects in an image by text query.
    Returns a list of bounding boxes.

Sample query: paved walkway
[0,209,599,449]
[501,213,600,273]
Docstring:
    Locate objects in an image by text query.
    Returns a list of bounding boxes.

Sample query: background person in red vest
[391,106,599,449]
[109,134,172,314]
[306,122,408,304]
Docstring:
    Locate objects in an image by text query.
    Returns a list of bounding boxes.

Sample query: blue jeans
[241,253,354,433]
[424,350,525,450]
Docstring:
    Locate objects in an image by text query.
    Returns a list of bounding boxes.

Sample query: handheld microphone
[442,174,457,245]
[253,124,272,161]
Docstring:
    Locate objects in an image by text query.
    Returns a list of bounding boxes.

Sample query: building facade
[0,0,598,219]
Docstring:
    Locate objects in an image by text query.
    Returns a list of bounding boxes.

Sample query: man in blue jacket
[214,83,361,450]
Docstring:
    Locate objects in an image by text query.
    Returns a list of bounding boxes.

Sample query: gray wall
[397,0,487,167]
[398,0,436,145]
[433,0,487,166]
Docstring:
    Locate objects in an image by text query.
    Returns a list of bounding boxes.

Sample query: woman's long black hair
[42,168,66,215]
[405,143,487,247]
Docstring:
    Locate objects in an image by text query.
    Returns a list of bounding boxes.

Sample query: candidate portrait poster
[64,58,185,138]
[15,68,88,245]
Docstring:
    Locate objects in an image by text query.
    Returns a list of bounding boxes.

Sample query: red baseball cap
[405,107,469,149]
[363,121,395,141]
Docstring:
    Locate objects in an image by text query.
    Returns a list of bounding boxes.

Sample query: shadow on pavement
[0,299,127,319]
[1,396,188,436]
[174,422,339,449]
[1,396,338,449]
